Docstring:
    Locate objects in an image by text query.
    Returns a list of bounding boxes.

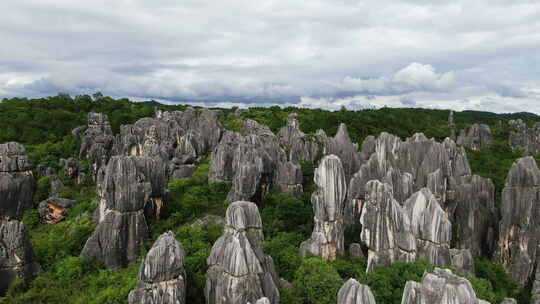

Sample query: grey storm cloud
[1,0,540,112]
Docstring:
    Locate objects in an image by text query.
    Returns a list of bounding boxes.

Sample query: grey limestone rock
[79,112,114,178]
[300,155,347,261]
[403,188,452,267]
[508,119,540,154]
[337,278,376,304]
[81,156,167,269]
[401,268,486,304]
[349,243,364,260]
[0,219,40,295]
[206,201,280,304]
[0,142,36,218]
[501,299,517,304]
[360,180,416,271]
[273,160,303,195]
[128,231,186,304]
[456,123,492,150]
[495,156,540,286]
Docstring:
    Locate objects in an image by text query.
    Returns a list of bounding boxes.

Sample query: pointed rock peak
[286,113,300,129]
[225,201,263,231]
[506,156,540,187]
[335,123,351,141]
[140,231,185,283]
[316,129,327,137]
[338,278,376,304]
[409,133,429,142]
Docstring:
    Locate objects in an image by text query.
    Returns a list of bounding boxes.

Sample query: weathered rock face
[501,299,517,304]
[248,298,271,304]
[0,142,36,218]
[128,231,186,304]
[0,220,40,295]
[450,175,496,256]
[403,188,452,267]
[509,119,540,154]
[533,267,540,304]
[38,197,76,224]
[273,160,303,196]
[457,123,492,150]
[360,181,473,274]
[206,201,280,304]
[59,158,87,184]
[360,180,416,270]
[401,268,486,304]
[317,124,360,183]
[81,156,167,269]
[337,278,376,304]
[346,132,496,257]
[495,156,540,286]
[300,155,347,261]
[276,113,321,164]
[210,119,296,201]
[112,107,223,179]
[79,112,114,178]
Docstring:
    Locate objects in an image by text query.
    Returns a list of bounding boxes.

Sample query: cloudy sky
[1,0,540,112]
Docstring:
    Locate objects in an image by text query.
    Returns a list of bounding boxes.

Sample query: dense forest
[1,93,539,304]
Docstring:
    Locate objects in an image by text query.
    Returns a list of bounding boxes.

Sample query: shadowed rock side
[81,156,167,269]
[210,119,301,202]
[128,231,186,304]
[401,268,488,304]
[361,181,474,274]
[109,107,222,180]
[0,142,36,218]
[79,112,114,179]
[360,180,416,271]
[346,132,496,257]
[276,113,321,164]
[495,156,540,286]
[337,278,376,304]
[0,220,40,295]
[300,155,347,261]
[403,188,452,267]
[457,123,493,150]
[533,267,540,304]
[508,119,540,154]
[206,201,280,304]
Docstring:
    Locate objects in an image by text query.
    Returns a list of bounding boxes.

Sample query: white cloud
[0,0,539,112]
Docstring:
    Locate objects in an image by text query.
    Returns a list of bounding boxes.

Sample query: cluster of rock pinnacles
[5,108,540,303]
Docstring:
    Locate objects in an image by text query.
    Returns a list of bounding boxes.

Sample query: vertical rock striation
[495,156,540,286]
[0,219,40,295]
[337,278,376,304]
[206,201,280,304]
[0,142,36,218]
[508,119,540,154]
[300,155,347,261]
[128,231,186,304]
[79,112,114,179]
[360,180,416,270]
[457,123,492,150]
[81,156,167,269]
[401,268,487,304]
